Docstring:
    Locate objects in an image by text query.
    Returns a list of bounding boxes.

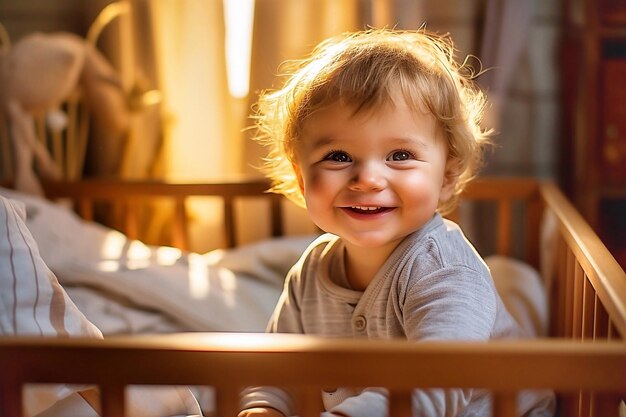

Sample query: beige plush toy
[0,31,129,195]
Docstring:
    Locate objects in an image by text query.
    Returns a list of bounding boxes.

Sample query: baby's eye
[389,150,414,161]
[324,151,351,163]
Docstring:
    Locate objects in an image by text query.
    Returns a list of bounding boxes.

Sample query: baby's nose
[348,162,386,191]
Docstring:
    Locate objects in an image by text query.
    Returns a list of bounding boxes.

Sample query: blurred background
[0,0,624,266]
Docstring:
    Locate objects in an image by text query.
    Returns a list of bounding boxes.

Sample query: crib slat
[270,196,284,238]
[564,249,575,338]
[224,197,236,248]
[388,389,413,417]
[100,384,125,417]
[559,392,577,417]
[123,201,139,241]
[573,262,585,338]
[496,199,512,256]
[492,392,517,417]
[582,277,595,340]
[77,198,94,221]
[0,381,22,417]
[594,295,609,340]
[525,196,542,269]
[172,197,188,250]
[579,389,592,417]
[295,387,323,417]
[552,234,567,337]
[214,386,240,417]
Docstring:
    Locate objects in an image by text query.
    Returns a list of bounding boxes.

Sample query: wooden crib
[1,176,625,417]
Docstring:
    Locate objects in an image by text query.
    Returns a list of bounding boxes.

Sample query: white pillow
[0,194,103,338]
[486,255,549,337]
[0,194,202,417]
[0,187,113,270]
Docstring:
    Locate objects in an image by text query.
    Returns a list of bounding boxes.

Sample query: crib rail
[3,177,626,417]
[541,182,626,340]
[39,177,284,249]
[1,334,625,417]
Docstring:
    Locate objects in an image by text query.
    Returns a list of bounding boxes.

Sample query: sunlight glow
[188,253,211,298]
[100,230,127,259]
[223,0,255,98]
[128,240,151,260]
[203,248,226,264]
[155,246,183,266]
[98,260,120,272]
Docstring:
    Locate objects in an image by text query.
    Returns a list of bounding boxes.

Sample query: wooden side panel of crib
[543,182,626,341]
[40,178,285,249]
[542,182,626,417]
[1,336,625,417]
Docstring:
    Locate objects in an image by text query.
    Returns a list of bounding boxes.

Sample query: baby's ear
[292,162,304,193]
[440,159,460,202]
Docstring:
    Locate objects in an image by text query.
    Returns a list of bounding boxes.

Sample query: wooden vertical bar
[551,235,567,337]
[172,197,188,250]
[590,297,609,417]
[223,197,235,248]
[270,196,283,238]
[0,381,22,417]
[564,249,575,338]
[579,390,592,417]
[572,263,585,338]
[214,386,240,417]
[388,389,413,417]
[582,277,596,340]
[559,392,577,417]
[525,195,542,269]
[100,384,125,417]
[124,201,139,240]
[594,295,610,340]
[78,198,94,221]
[492,392,517,417]
[497,200,512,256]
[295,387,323,417]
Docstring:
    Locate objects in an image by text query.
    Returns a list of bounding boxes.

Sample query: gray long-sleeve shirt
[240,214,553,417]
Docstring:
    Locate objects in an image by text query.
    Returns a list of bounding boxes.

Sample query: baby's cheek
[303,171,332,194]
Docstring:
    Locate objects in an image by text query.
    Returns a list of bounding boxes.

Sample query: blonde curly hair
[251,28,490,215]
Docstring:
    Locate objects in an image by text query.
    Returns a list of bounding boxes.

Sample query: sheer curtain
[150,0,238,181]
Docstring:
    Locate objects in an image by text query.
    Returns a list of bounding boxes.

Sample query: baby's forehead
[306,88,431,122]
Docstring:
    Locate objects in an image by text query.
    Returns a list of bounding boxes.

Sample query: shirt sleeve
[267,262,305,334]
[403,265,497,341]
[402,266,496,417]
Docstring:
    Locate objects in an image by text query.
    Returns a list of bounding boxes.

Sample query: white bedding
[0,186,315,335]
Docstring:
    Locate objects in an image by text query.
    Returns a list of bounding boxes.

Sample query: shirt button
[354,315,367,330]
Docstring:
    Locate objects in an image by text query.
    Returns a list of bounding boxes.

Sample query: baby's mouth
[345,206,392,214]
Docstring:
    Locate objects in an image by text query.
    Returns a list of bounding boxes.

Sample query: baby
[238,28,553,417]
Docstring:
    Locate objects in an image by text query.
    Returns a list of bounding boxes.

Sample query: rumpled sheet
[0,186,315,335]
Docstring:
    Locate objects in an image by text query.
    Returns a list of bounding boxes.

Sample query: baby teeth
[352,206,380,211]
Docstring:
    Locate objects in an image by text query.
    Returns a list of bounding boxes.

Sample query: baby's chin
[340,232,409,251]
